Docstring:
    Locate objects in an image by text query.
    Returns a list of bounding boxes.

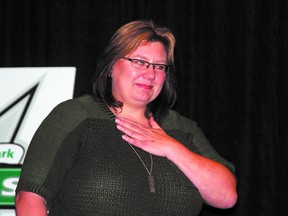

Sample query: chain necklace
[127,142,155,193]
[113,110,156,193]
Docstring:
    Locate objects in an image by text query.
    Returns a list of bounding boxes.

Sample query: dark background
[1,0,287,215]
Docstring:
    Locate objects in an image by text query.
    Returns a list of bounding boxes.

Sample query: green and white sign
[0,67,76,214]
[0,168,21,206]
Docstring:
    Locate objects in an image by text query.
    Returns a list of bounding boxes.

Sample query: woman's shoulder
[52,94,107,119]
[162,109,198,132]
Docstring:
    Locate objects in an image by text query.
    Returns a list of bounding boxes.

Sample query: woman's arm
[165,141,238,208]
[115,116,238,209]
[15,191,47,216]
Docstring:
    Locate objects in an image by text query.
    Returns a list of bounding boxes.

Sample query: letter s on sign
[1,177,19,196]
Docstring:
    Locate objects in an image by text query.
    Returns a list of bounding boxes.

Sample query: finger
[115,118,143,134]
[149,116,161,129]
[116,123,148,141]
[122,134,143,147]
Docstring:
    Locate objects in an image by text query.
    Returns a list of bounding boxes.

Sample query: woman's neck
[110,105,150,127]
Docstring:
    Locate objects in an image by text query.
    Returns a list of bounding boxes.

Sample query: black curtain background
[1,0,287,215]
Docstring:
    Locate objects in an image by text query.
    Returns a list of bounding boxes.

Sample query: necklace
[127,142,156,193]
[112,109,156,193]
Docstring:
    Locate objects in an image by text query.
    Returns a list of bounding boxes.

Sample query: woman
[15,20,237,215]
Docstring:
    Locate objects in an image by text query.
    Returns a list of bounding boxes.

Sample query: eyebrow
[129,55,167,64]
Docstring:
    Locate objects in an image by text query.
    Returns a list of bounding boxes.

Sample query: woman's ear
[110,64,116,78]
[109,68,113,78]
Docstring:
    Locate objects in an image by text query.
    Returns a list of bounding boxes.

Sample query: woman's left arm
[164,139,238,209]
[115,116,238,209]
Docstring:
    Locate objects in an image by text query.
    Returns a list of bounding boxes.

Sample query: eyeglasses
[122,57,171,73]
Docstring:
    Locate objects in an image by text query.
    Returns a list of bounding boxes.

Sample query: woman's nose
[143,66,156,79]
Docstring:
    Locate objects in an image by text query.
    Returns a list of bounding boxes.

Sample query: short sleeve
[16,99,88,204]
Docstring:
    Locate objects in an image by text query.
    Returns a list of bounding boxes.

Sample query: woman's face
[111,41,167,108]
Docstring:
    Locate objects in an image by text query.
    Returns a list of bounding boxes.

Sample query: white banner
[0,67,76,212]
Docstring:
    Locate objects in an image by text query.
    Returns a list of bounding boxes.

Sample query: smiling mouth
[135,83,153,89]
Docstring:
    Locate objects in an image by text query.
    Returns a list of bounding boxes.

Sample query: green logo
[0,168,21,206]
[0,148,14,158]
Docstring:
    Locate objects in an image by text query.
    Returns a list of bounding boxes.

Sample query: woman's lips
[135,83,153,89]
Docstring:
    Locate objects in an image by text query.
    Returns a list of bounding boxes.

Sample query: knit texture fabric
[16,95,235,216]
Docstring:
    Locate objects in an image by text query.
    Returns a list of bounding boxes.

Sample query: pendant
[148,175,156,193]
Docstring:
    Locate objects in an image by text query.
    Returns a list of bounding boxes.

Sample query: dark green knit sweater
[16,95,235,216]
